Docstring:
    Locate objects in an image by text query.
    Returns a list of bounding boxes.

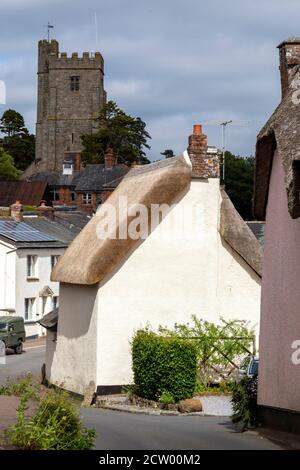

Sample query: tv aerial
[203,119,250,181]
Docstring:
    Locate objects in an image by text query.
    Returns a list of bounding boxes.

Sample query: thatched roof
[52,154,263,286]
[51,155,192,285]
[220,191,262,277]
[254,65,300,220]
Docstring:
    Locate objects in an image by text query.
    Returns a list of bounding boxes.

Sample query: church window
[70,76,80,91]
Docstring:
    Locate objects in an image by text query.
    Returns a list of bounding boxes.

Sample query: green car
[0,316,26,354]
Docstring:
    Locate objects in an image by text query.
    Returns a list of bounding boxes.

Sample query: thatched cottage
[47,125,262,395]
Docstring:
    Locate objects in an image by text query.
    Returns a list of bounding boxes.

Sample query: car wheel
[15,341,23,354]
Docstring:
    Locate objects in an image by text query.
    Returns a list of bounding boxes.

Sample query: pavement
[81,407,282,450]
[0,337,46,385]
[0,396,37,441]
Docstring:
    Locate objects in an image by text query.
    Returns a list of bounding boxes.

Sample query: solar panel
[0,221,56,242]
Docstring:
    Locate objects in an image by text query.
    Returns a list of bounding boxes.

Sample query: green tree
[0,109,26,137]
[0,147,21,180]
[81,101,151,165]
[161,149,175,159]
[224,151,255,220]
[0,109,35,171]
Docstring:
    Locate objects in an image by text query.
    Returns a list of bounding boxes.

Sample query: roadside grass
[0,373,40,400]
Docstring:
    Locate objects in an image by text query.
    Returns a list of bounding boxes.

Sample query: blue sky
[0,0,299,160]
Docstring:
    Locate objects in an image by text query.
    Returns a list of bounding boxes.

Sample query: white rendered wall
[0,243,65,338]
[48,283,98,395]
[0,241,16,313]
[96,179,261,386]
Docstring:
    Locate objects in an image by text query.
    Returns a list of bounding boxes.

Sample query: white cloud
[107,79,149,98]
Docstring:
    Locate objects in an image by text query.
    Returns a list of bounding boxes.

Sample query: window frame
[82,193,92,205]
[24,297,35,321]
[27,255,38,278]
[52,296,59,310]
[70,76,80,91]
[51,255,60,270]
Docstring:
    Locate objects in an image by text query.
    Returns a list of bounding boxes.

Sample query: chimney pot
[193,124,202,135]
[104,146,116,169]
[37,201,55,221]
[10,201,23,222]
[278,38,300,98]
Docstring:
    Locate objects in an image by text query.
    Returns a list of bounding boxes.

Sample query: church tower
[35,39,106,172]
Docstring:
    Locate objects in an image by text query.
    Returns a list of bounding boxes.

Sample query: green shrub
[231,376,258,430]
[7,390,95,450]
[23,205,37,212]
[159,316,255,387]
[132,329,197,402]
[158,392,175,405]
[195,380,232,395]
[0,374,39,400]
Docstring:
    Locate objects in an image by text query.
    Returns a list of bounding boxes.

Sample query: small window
[25,298,35,321]
[71,191,76,202]
[50,189,60,202]
[27,255,38,278]
[51,255,60,270]
[70,76,80,91]
[82,193,92,205]
[52,296,59,310]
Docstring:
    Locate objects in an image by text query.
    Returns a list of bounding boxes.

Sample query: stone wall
[36,40,106,172]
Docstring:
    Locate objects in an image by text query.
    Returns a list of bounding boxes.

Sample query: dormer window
[70,76,80,91]
[63,162,73,175]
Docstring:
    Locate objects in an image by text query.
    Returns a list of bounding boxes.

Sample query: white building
[48,125,263,396]
[0,204,86,337]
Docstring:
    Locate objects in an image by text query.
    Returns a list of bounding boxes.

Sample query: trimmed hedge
[132,330,197,402]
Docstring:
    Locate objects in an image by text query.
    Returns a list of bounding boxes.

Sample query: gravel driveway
[197,395,233,416]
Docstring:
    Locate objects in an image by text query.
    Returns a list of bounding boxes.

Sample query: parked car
[0,316,26,354]
[238,355,259,379]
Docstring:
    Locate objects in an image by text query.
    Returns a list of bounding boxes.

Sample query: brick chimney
[104,146,116,169]
[10,201,23,221]
[37,201,55,221]
[187,124,220,178]
[278,38,300,98]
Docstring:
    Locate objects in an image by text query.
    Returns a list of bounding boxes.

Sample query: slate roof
[29,171,82,187]
[53,211,91,231]
[0,215,88,249]
[74,164,129,192]
[29,164,129,192]
[37,308,58,331]
[246,222,265,246]
[0,181,48,207]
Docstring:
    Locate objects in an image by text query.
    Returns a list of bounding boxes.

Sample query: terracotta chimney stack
[278,38,300,99]
[37,200,55,221]
[10,201,23,221]
[104,146,116,169]
[193,124,202,136]
[187,124,219,179]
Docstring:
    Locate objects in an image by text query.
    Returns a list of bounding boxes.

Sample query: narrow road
[81,408,282,450]
[0,339,45,385]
